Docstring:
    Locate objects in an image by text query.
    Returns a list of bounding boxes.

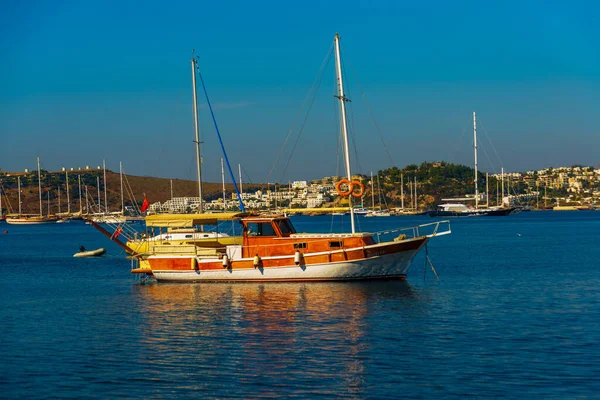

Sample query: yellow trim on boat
[145,212,249,227]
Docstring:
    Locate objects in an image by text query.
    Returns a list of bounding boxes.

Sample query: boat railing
[373,220,451,244]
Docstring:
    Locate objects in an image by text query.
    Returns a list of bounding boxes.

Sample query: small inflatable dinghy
[73,248,107,257]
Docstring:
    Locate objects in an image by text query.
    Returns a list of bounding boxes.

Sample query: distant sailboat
[6,158,58,224]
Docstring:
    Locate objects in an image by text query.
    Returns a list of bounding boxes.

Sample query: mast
[486,172,489,208]
[58,186,61,214]
[501,167,505,207]
[221,157,226,212]
[86,186,90,214]
[414,176,417,211]
[97,176,101,213]
[191,52,204,213]
[401,174,404,210]
[65,170,70,214]
[238,164,243,199]
[18,176,21,215]
[47,189,51,216]
[170,179,173,200]
[333,33,355,233]
[370,172,375,209]
[78,175,82,215]
[37,157,43,216]
[103,160,108,213]
[473,112,479,209]
[120,161,124,214]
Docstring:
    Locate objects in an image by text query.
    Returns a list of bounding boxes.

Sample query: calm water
[1,212,599,398]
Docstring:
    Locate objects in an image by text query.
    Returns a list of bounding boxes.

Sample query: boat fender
[222,254,229,268]
[294,250,302,265]
[191,257,198,270]
[253,254,261,268]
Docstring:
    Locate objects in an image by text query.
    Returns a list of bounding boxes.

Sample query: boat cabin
[239,216,376,258]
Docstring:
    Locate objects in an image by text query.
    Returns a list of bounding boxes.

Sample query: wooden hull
[144,237,427,282]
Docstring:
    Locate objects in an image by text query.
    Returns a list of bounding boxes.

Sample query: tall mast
[501,167,505,207]
[370,172,375,209]
[78,175,82,214]
[65,170,70,214]
[221,158,226,212]
[238,164,243,199]
[97,176,101,213]
[47,189,51,216]
[120,161,124,214]
[191,52,204,213]
[414,176,417,211]
[18,176,21,215]
[103,160,108,213]
[486,172,489,208]
[334,33,355,233]
[401,174,404,209]
[37,157,43,216]
[473,112,479,209]
[86,185,90,214]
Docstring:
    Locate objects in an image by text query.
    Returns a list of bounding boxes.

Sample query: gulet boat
[90,33,452,282]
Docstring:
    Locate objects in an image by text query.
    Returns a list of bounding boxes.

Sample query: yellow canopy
[145,212,249,228]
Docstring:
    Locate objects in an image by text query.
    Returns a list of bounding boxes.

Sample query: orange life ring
[335,179,353,196]
[351,181,365,197]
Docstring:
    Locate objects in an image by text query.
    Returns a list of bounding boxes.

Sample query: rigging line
[342,42,395,168]
[276,47,334,183]
[477,118,505,170]
[268,42,335,184]
[194,60,245,212]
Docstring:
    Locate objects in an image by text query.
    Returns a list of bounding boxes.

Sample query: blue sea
[1,212,599,399]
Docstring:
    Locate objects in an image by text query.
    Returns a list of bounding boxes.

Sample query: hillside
[0,170,261,214]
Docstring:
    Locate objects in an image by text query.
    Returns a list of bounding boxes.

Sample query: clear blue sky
[1,0,599,184]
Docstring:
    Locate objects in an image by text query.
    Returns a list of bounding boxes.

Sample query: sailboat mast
[473,112,479,209]
[191,53,204,213]
[58,186,61,214]
[370,172,375,209]
[238,164,243,199]
[401,174,404,209]
[501,167,505,206]
[120,161,124,214]
[414,176,418,211]
[103,160,108,213]
[18,176,22,215]
[486,172,489,208]
[48,189,51,216]
[86,186,90,214]
[37,157,43,216]
[78,175,82,214]
[221,158,226,212]
[333,33,355,233]
[66,170,70,214]
[97,176,101,213]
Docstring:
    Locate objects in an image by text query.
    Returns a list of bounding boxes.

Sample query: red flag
[111,226,123,240]
[140,195,149,212]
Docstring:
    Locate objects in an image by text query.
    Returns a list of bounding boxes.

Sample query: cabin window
[277,219,296,235]
[294,243,307,249]
[185,235,193,239]
[246,222,277,237]
[329,241,343,248]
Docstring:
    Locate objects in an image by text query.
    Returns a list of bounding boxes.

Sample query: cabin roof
[145,212,249,227]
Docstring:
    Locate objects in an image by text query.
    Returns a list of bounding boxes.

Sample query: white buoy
[294,250,302,265]
[222,254,229,268]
